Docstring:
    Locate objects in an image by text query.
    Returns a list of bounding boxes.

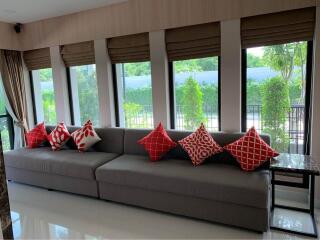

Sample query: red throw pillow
[26,122,48,148]
[71,120,101,152]
[48,123,71,151]
[178,123,223,166]
[224,127,279,171]
[138,122,177,161]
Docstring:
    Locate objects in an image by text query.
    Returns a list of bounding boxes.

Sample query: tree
[263,42,307,101]
[293,42,307,103]
[261,77,290,152]
[263,44,296,81]
[124,62,151,76]
[181,77,206,130]
[247,53,264,68]
[76,66,99,126]
[123,102,148,128]
[247,78,262,105]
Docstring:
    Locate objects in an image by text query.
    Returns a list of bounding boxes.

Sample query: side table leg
[271,171,275,210]
[310,175,314,216]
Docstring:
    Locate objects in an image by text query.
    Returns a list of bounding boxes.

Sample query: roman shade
[23,48,51,70]
[61,41,95,67]
[107,33,150,63]
[241,7,316,49]
[166,22,220,61]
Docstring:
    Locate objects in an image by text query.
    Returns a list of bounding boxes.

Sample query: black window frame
[66,67,75,125]
[241,40,313,155]
[168,56,222,131]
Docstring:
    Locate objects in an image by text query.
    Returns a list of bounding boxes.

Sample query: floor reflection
[7,182,319,240]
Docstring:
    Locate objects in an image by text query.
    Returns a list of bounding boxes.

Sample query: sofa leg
[47,189,54,191]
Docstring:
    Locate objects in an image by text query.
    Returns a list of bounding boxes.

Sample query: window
[242,41,312,154]
[68,64,99,126]
[113,62,153,128]
[31,68,56,125]
[0,83,13,151]
[170,57,220,131]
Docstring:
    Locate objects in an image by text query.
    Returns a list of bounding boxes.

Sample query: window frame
[241,40,314,155]
[168,56,222,131]
[66,67,75,125]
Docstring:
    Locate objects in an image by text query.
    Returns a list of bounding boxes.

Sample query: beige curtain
[0,50,28,148]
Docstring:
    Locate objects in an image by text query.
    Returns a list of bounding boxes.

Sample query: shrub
[261,76,290,152]
[181,77,206,130]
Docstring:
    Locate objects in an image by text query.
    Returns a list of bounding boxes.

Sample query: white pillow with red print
[71,120,101,152]
[48,123,71,151]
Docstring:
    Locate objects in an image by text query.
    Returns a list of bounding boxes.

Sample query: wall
[0,21,20,50]
[20,0,316,51]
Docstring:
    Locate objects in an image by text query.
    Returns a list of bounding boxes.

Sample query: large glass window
[244,41,311,154]
[171,57,219,131]
[0,83,13,151]
[31,68,56,125]
[114,62,153,129]
[69,64,99,126]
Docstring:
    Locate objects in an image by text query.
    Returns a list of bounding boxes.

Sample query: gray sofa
[4,126,271,232]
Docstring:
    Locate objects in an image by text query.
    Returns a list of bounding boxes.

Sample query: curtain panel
[0,50,28,148]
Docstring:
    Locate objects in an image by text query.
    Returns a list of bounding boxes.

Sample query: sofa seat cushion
[96,154,270,209]
[4,147,119,180]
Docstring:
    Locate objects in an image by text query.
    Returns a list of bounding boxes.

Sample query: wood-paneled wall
[20,0,316,51]
[0,21,20,50]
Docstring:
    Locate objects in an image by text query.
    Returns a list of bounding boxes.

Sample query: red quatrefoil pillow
[178,123,223,166]
[138,122,177,161]
[48,123,71,151]
[224,127,279,171]
[26,122,48,149]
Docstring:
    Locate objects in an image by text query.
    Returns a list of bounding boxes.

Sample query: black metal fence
[124,104,305,153]
[247,104,305,153]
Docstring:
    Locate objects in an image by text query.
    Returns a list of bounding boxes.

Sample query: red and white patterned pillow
[224,127,279,171]
[178,123,223,166]
[138,122,177,161]
[71,120,101,152]
[26,122,48,149]
[47,123,71,151]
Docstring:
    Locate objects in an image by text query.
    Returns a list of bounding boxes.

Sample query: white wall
[50,46,71,125]
[149,31,170,128]
[220,19,242,132]
[94,39,116,127]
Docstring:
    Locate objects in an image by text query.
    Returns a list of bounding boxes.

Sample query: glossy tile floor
[7,182,320,240]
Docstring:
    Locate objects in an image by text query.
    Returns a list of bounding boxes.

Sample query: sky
[247,47,264,57]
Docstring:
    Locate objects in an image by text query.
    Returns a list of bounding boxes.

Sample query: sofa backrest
[46,126,125,154]
[123,128,271,159]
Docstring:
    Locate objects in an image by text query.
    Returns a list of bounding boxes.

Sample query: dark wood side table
[270,153,320,238]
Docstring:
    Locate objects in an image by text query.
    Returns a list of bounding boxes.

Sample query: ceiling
[0,0,128,23]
